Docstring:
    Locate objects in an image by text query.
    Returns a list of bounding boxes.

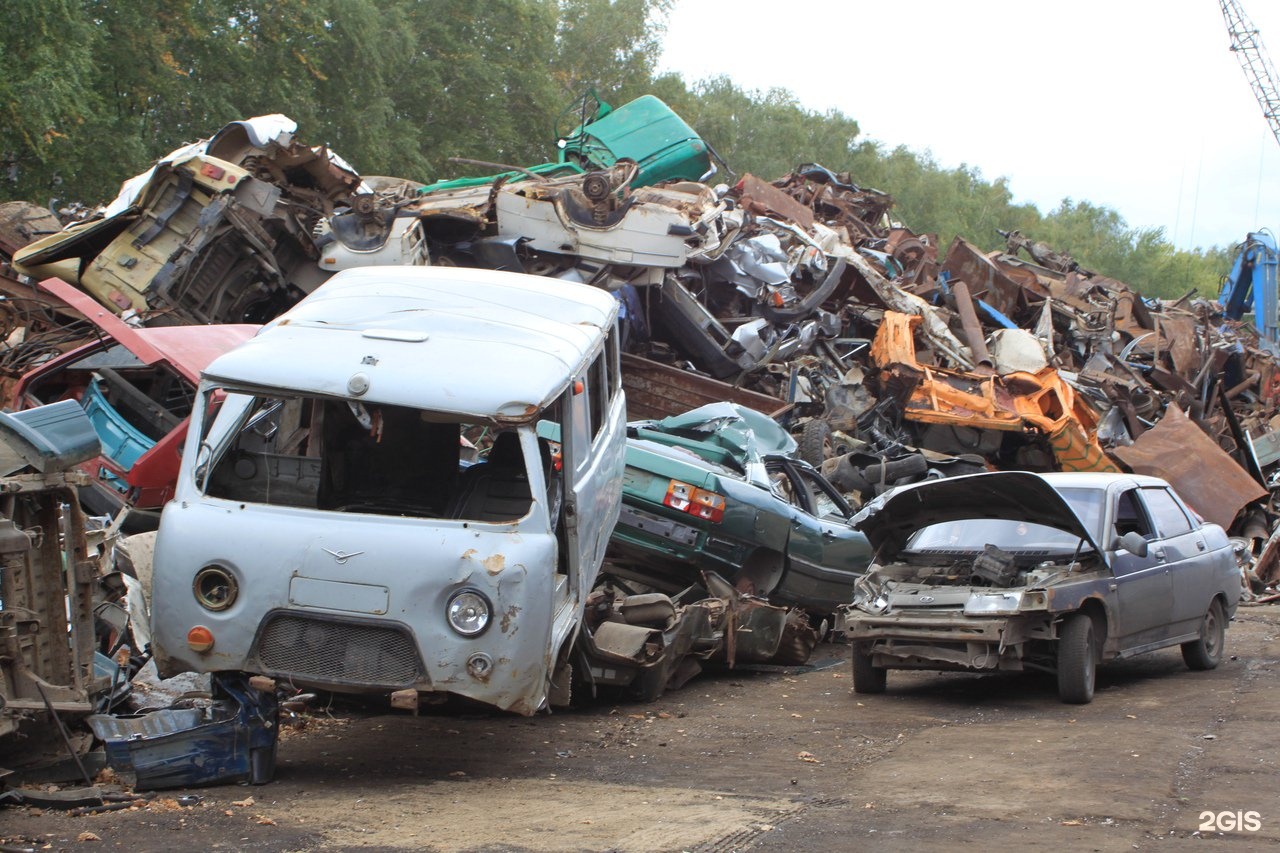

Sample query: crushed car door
[772,459,867,613]
[1108,486,1175,651]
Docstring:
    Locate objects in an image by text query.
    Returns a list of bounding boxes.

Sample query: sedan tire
[1057,614,1097,704]
[1181,598,1226,671]
[852,646,887,694]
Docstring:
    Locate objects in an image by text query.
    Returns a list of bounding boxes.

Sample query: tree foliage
[0,0,1231,299]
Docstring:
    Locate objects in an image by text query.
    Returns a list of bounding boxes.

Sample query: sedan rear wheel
[1181,599,1226,671]
[1057,613,1097,704]
[852,645,887,694]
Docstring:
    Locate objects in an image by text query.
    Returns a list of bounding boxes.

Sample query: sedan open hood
[852,471,1103,558]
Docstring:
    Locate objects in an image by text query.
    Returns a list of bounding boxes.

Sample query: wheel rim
[1204,605,1222,657]
[1084,627,1096,685]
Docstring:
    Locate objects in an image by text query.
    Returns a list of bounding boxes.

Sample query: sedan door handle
[1196,539,1206,551]
[1153,548,1166,562]
[821,528,837,539]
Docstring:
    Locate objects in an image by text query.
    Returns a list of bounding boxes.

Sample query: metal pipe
[1227,370,1261,399]
[951,280,993,370]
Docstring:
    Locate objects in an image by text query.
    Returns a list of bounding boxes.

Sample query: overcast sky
[657,0,1280,252]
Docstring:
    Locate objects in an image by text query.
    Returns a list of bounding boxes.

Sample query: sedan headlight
[447,589,492,637]
[963,591,1023,616]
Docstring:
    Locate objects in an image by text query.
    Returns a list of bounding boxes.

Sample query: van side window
[588,350,607,441]
[606,328,620,395]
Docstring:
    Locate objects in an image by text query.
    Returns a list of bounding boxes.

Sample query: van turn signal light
[187,626,215,653]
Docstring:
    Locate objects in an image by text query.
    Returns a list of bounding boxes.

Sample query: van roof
[202,266,619,420]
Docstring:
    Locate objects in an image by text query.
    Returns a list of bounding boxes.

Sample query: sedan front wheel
[852,645,887,694]
[1057,613,1097,704]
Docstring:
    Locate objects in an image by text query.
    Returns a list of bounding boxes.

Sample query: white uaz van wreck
[151,266,625,714]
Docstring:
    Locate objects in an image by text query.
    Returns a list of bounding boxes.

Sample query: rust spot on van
[483,553,505,574]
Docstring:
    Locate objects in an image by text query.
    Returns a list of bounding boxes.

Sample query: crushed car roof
[201,266,619,420]
[34,278,258,383]
[853,470,1105,557]
[629,402,797,488]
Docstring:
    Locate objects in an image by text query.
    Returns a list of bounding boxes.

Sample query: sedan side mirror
[1117,530,1149,558]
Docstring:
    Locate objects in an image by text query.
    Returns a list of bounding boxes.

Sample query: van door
[561,373,591,598]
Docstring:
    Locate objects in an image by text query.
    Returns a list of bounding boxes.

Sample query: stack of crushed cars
[2,97,1278,603]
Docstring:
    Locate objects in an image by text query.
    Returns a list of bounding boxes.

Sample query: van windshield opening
[199,391,556,522]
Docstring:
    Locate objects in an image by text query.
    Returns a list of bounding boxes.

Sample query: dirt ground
[4,606,1279,852]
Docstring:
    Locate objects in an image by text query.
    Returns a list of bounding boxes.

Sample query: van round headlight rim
[193,565,239,612]
[446,589,492,637]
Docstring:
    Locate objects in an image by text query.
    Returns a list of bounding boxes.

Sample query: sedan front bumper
[842,609,1050,671]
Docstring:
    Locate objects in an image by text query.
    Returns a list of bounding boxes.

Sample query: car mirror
[1117,530,1148,558]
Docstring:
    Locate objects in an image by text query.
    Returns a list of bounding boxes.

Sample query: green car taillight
[663,479,726,523]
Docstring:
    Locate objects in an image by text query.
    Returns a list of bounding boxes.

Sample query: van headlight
[447,589,492,637]
[193,565,238,611]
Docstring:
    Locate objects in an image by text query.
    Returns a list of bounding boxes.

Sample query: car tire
[1181,598,1226,671]
[852,646,887,694]
[1057,613,1096,704]
[798,419,833,467]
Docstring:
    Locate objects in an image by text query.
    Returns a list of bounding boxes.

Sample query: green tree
[0,0,102,201]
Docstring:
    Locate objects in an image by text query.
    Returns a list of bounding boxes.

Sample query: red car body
[11,279,258,523]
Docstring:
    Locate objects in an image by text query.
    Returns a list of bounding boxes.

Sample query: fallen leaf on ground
[256,815,277,826]
[797,751,819,763]
[77,831,101,842]
[231,797,255,807]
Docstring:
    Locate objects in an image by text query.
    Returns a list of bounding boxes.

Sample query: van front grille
[253,613,422,688]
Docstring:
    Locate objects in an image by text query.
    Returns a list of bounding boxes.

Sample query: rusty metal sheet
[621,353,789,420]
[735,174,814,230]
[1157,315,1199,378]
[1112,404,1267,529]
[941,237,1022,318]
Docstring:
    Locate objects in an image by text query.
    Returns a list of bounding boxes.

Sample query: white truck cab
[151,266,625,714]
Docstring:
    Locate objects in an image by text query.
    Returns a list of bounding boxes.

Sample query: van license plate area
[289,576,390,615]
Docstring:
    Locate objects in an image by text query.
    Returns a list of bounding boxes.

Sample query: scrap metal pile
[3,94,1280,801]
[2,101,1279,603]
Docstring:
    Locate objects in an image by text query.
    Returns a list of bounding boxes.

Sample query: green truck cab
[420,93,714,194]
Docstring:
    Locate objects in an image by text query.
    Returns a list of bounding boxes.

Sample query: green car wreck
[604,403,873,618]
[419,91,716,194]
